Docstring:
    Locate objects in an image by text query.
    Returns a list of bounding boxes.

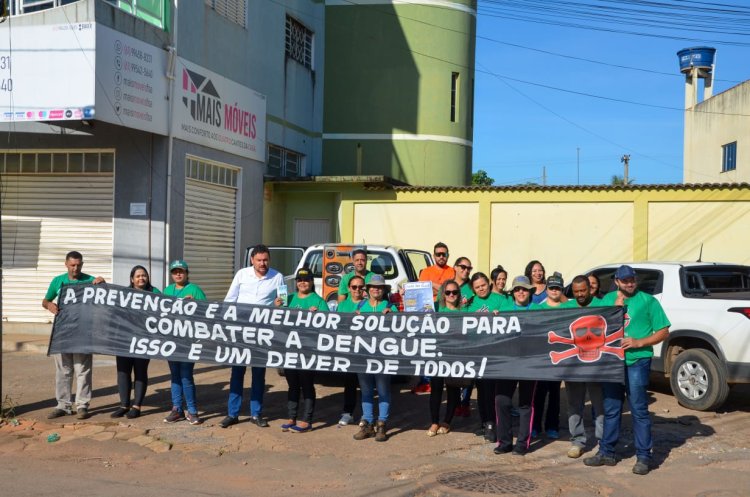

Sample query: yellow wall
[490,202,633,279]
[266,180,750,280]
[648,201,750,262]
[353,202,479,264]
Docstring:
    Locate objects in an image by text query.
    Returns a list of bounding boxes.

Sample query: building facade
[1,0,324,325]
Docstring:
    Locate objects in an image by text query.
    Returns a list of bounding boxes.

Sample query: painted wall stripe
[323,133,473,147]
[325,0,477,16]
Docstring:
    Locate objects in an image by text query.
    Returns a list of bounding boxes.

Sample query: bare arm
[42,299,58,315]
[622,327,669,350]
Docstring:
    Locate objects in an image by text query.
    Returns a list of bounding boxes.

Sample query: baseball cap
[614,265,636,280]
[366,274,389,288]
[295,267,313,281]
[511,275,534,291]
[546,272,564,289]
[169,260,189,271]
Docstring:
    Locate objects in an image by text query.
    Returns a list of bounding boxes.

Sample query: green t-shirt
[531,299,567,310]
[359,299,398,313]
[163,282,207,300]
[287,292,328,310]
[600,290,671,365]
[337,297,365,313]
[436,305,463,313]
[498,297,533,312]
[45,272,95,301]
[467,292,508,312]
[338,271,373,298]
[560,296,604,308]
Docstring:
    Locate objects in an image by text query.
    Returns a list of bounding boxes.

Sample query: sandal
[290,422,312,433]
[438,423,451,435]
[427,424,439,437]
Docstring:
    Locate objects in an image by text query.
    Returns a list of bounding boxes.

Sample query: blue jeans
[599,358,653,461]
[168,361,197,415]
[228,366,266,417]
[357,373,391,423]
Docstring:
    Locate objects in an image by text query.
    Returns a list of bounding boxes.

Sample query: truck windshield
[305,249,399,279]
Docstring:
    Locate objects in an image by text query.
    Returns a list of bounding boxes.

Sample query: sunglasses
[350,285,365,290]
[456,264,473,271]
[434,252,448,257]
[444,290,460,296]
[548,286,562,291]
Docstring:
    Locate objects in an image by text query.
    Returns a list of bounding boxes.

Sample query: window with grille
[0,150,115,174]
[205,0,247,28]
[722,142,737,172]
[267,144,304,177]
[285,15,313,69]
[186,156,239,187]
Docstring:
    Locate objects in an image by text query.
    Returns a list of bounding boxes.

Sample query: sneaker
[249,416,269,428]
[219,416,239,428]
[567,445,584,459]
[186,412,202,425]
[484,423,496,443]
[632,459,650,475]
[163,408,184,423]
[546,429,559,439]
[338,413,354,426]
[353,421,375,440]
[474,424,486,437]
[411,383,431,395]
[584,453,617,467]
[493,444,513,455]
[47,408,71,419]
[126,408,141,419]
[375,421,388,442]
[512,445,527,456]
[76,407,91,420]
[110,407,129,418]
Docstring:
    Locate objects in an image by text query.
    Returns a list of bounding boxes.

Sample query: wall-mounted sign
[95,24,169,135]
[173,57,266,162]
[0,23,96,122]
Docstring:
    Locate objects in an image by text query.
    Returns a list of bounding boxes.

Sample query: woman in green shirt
[335,275,366,426]
[427,280,463,436]
[112,265,160,420]
[275,268,326,432]
[162,260,206,426]
[467,272,505,442]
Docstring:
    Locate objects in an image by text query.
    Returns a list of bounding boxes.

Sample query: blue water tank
[677,47,716,73]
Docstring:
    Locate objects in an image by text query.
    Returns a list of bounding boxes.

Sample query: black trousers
[342,372,359,415]
[532,380,561,432]
[495,379,537,450]
[476,378,496,424]
[284,369,316,423]
[116,356,150,407]
[429,378,461,425]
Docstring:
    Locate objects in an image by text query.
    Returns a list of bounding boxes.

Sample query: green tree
[611,175,635,185]
[472,169,495,186]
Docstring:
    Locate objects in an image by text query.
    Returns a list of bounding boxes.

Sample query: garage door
[1,150,114,323]
[183,156,239,301]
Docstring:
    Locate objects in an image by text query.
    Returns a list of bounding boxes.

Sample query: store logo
[181,68,222,127]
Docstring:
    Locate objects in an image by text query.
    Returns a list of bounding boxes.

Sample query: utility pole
[542,166,547,186]
[577,147,580,185]
[621,154,631,185]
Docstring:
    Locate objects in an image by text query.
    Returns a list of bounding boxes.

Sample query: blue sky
[471,2,750,186]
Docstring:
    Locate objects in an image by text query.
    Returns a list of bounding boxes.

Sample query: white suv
[586,262,750,411]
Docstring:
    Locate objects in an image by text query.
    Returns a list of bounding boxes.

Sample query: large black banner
[50,284,626,382]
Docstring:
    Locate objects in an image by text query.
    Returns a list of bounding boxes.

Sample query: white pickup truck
[586,262,750,411]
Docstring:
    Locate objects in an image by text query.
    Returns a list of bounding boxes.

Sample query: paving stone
[146,440,172,453]
[114,430,147,441]
[74,425,106,437]
[91,431,116,442]
[129,435,156,447]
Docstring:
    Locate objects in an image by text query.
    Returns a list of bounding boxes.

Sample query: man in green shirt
[585,265,670,475]
[42,251,105,420]
[338,249,372,302]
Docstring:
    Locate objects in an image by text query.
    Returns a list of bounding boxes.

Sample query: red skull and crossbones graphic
[548,314,624,364]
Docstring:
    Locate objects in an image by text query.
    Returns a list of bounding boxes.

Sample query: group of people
[42,242,670,475]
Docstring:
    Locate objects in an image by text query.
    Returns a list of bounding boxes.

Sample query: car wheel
[669,348,729,411]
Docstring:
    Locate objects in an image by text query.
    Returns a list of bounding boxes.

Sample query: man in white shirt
[220,244,285,428]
